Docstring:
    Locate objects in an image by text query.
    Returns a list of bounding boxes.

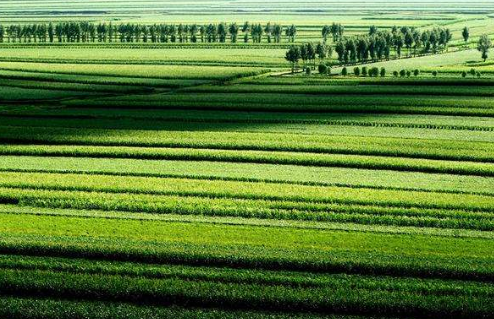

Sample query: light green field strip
[1,144,494,177]
[0,213,492,281]
[0,212,492,265]
[0,69,210,87]
[0,86,86,101]
[2,171,494,211]
[0,62,269,79]
[1,204,491,239]
[1,156,493,195]
[1,126,492,162]
[2,186,493,230]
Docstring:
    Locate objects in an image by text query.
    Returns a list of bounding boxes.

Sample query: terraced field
[0,1,493,318]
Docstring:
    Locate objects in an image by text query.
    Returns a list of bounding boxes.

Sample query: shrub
[341,67,348,76]
[393,71,399,77]
[380,68,386,77]
[361,67,368,77]
[406,71,411,78]
[400,69,406,77]
[414,69,420,77]
[353,67,360,76]
[432,71,438,77]
[318,64,328,75]
[461,71,467,78]
[470,68,476,76]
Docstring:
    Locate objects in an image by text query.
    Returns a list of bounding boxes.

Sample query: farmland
[0,0,493,318]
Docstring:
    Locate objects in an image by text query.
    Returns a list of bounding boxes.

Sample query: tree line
[286,25,455,72]
[0,22,297,44]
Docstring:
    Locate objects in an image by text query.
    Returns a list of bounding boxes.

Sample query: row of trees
[285,43,334,72]
[332,26,453,65]
[0,22,296,44]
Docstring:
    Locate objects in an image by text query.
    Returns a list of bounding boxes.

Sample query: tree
[380,68,386,77]
[432,70,438,77]
[354,66,360,76]
[362,66,368,77]
[316,43,327,63]
[462,27,469,44]
[285,46,301,73]
[228,23,239,43]
[477,35,492,62]
[414,69,420,77]
[341,67,348,76]
[307,43,316,69]
[461,71,467,78]
[322,25,330,43]
[335,41,346,64]
[393,71,399,77]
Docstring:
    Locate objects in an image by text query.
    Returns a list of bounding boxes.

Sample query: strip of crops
[0,126,491,162]
[3,204,491,239]
[183,83,494,97]
[1,156,492,195]
[0,296,345,319]
[0,225,492,281]
[3,267,492,318]
[3,117,493,142]
[1,186,493,229]
[1,145,493,177]
[6,109,494,132]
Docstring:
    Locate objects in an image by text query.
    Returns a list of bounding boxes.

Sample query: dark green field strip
[2,145,494,177]
[0,79,155,94]
[2,204,492,239]
[4,109,494,132]
[3,268,492,318]
[0,296,353,319]
[1,185,493,230]
[69,92,494,110]
[183,83,494,97]
[0,216,493,281]
[0,69,210,88]
[0,254,492,318]
[1,126,492,162]
[4,255,493,297]
[64,93,494,117]
[3,118,494,142]
[1,156,493,195]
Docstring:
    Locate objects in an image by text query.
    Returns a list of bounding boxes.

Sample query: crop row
[1,186,493,230]
[0,296,341,319]
[0,126,492,162]
[184,83,494,97]
[3,117,492,143]
[1,145,493,177]
[0,222,492,280]
[0,155,492,195]
[3,267,492,318]
[6,108,494,131]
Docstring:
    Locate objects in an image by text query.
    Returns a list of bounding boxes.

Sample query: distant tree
[354,66,360,76]
[306,67,312,75]
[400,69,406,77]
[369,25,378,36]
[462,71,467,78]
[362,66,368,77]
[477,35,492,62]
[462,27,469,44]
[476,71,482,78]
[432,70,438,77]
[470,68,476,76]
[341,67,348,76]
[335,41,346,64]
[322,25,330,43]
[406,70,411,77]
[228,23,239,43]
[316,43,327,63]
[393,70,399,77]
[285,46,301,73]
[380,67,386,77]
[307,43,317,69]
[414,69,420,77]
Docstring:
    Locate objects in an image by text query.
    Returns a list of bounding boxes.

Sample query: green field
[0,1,493,318]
